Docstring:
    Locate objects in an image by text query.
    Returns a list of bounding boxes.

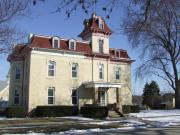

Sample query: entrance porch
[83,81,123,110]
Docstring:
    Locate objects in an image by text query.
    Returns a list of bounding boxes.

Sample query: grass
[0,117,125,134]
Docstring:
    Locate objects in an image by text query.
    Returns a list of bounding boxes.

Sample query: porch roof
[83,81,123,88]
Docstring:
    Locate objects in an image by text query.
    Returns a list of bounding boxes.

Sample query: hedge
[122,105,140,114]
[122,105,131,114]
[36,105,78,117]
[0,109,6,116]
[81,106,108,118]
[6,106,25,118]
[130,105,140,113]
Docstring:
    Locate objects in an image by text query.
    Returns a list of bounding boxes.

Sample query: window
[99,39,104,53]
[48,87,55,104]
[72,63,78,78]
[71,89,78,105]
[69,40,76,50]
[53,39,59,48]
[48,61,55,77]
[14,90,20,104]
[99,64,104,79]
[115,67,120,80]
[115,51,120,58]
[15,66,20,79]
[98,19,104,29]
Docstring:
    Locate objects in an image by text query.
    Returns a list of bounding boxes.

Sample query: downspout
[107,58,109,82]
[106,58,109,105]
[21,60,24,107]
[92,55,94,82]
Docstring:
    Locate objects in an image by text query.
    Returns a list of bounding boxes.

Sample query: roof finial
[92,12,96,17]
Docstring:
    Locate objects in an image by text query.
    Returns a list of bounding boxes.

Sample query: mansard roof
[29,35,92,54]
[8,34,134,64]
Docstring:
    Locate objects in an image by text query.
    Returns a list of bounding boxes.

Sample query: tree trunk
[175,80,180,108]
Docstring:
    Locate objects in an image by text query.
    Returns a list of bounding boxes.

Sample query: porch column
[116,88,122,112]
[93,87,99,105]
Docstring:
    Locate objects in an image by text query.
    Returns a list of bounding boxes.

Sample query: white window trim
[71,88,78,105]
[13,89,20,105]
[71,63,78,79]
[115,50,120,58]
[15,66,20,80]
[47,61,56,78]
[52,37,60,48]
[98,19,104,29]
[99,64,104,80]
[48,87,55,105]
[69,39,76,50]
[98,39,104,53]
[115,67,120,80]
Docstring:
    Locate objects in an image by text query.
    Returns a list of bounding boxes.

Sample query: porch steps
[108,110,123,118]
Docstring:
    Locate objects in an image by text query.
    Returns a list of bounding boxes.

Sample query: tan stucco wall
[91,33,109,54]
[9,51,132,111]
[28,51,93,111]
[8,54,31,110]
[9,51,132,112]
[25,49,132,112]
[9,61,24,106]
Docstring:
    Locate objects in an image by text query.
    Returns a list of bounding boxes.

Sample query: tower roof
[79,13,113,38]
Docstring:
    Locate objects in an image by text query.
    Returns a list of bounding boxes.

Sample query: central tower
[79,13,112,54]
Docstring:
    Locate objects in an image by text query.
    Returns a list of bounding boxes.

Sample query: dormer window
[115,50,120,58]
[52,37,60,48]
[69,39,76,50]
[99,19,104,29]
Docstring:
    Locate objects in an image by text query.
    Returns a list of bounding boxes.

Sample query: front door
[98,91,106,106]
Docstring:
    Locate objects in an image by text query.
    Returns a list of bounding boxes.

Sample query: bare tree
[40,0,180,108]
[123,0,180,108]
[0,0,30,54]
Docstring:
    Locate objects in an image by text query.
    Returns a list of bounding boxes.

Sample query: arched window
[48,61,56,77]
[72,63,78,78]
[14,89,20,105]
[52,37,60,48]
[69,39,76,50]
[48,87,55,104]
[99,64,104,79]
[15,66,20,80]
[115,67,120,80]
[99,39,104,53]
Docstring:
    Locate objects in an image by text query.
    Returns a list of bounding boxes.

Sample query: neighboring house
[132,95,142,107]
[8,13,134,114]
[0,80,9,109]
[161,93,175,109]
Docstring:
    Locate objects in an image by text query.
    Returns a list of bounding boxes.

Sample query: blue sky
[0,0,171,94]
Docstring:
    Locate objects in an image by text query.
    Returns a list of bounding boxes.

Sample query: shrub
[122,105,131,114]
[130,105,140,113]
[0,109,6,116]
[36,105,78,117]
[6,106,25,118]
[81,106,108,118]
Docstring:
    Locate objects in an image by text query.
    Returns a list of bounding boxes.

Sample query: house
[161,93,175,109]
[132,95,143,107]
[0,80,9,109]
[8,13,134,114]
